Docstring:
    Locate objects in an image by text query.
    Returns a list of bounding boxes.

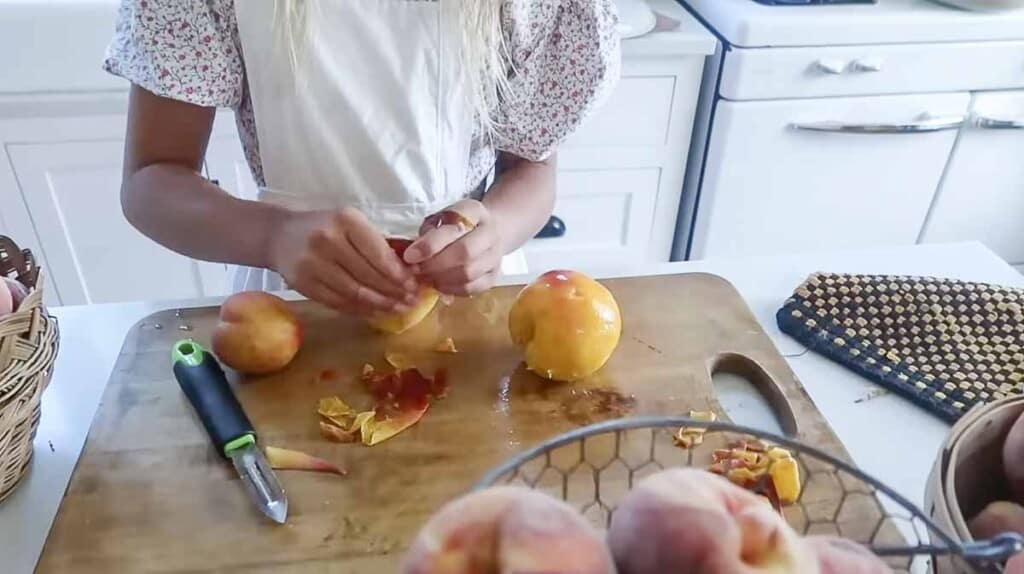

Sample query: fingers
[427,245,500,288]
[334,235,419,304]
[337,209,417,289]
[421,226,496,271]
[405,223,471,266]
[311,260,408,313]
[407,200,486,264]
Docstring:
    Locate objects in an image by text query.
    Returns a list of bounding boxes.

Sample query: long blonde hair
[274,0,513,141]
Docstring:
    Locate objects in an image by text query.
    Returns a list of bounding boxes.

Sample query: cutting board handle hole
[710,353,798,438]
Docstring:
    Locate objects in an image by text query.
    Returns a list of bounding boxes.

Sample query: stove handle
[975,116,1024,130]
[790,115,965,134]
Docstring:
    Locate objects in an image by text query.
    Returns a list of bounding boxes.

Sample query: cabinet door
[688,93,970,259]
[7,140,216,305]
[920,91,1024,265]
[523,168,660,270]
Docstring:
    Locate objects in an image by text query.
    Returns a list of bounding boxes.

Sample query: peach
[401,486,614,574]
[212,291,302,375]
[0,277,11,317]
[367,238,439,334]
[1008,553,1024,574]
[1005,410,1024,503]
[608,468,814,574]
[968,501,1024,540]
[508,270,622,381]
[806,537,891,574]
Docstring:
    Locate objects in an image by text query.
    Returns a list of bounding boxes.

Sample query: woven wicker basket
[926,395,1024,573]
[0,236,58,503]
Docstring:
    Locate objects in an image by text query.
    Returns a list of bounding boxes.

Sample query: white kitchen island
[1,241,1022,572]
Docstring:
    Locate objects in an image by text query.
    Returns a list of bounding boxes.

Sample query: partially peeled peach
[366,238,439,334]
[509,270,622,381]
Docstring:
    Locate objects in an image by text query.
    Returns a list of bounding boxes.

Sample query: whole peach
[212,291,302,374]
[969,501,1024,541]
[608,468,814,574]
[509,270,621,381]
[401,486,614,574]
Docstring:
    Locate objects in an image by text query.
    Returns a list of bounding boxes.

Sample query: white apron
[233,0,527,292]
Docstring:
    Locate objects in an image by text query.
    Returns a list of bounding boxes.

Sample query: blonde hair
[274,0,513,141]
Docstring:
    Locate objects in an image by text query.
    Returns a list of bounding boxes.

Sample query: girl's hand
[269,207,419,315]
[404,199,503,295]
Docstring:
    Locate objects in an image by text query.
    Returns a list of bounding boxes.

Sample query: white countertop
[2,241,1022,572]
[0,0,715,96]
[680,0,1024,48]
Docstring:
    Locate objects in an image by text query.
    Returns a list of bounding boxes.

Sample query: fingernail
[403,279,419,292]
[404,246,423,264]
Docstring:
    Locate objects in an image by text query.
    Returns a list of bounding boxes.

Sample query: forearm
[122,164,286,268]
[483,152,557,252]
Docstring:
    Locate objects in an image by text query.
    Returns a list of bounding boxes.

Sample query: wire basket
[476,417,1024,573]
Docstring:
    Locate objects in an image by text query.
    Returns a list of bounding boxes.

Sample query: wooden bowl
[926,396,1024,572]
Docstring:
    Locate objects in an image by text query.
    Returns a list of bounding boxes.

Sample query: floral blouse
[104,0,621,191]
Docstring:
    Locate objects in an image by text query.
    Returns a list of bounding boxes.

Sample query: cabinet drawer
[689,93,969,259]
[523,168,659,270]
[720,41,1024,101]
[563,76,676,147]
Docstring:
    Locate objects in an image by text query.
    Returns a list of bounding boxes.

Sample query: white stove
[672,0,1024,266]
[682,0,1024,47]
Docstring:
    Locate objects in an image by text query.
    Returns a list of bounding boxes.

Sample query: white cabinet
[688,93,971,259]
[0,0,714,306]
[920,91,1024,266]
[527,51,708,270]
[0,106,245,306]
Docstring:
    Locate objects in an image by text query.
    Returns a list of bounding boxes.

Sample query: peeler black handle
[172,340,255,457]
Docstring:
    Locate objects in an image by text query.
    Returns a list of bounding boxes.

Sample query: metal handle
[790,115,966,134]
[976,115,1024,130]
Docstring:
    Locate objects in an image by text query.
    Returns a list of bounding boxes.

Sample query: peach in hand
[508,270,622,381]
[401,486,614,574]
[608,468,814,574]
[968,501,1024,540]
[212,291,302,375]
[367,238,439,334]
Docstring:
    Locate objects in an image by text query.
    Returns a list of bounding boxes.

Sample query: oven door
[685,92,970,259]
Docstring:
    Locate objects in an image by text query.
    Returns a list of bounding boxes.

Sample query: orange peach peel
[673,410,718,450]
[434,337,458,353]
[264,446,346,476]
[708,440,801,508]
[318,366,446,447]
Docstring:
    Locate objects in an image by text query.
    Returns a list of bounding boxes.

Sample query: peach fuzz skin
[212,291,302,375]
[401,486,615,574]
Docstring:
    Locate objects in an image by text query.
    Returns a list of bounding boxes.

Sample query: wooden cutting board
[37,273,856,573]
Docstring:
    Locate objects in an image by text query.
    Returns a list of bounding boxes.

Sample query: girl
[105,0,619,316]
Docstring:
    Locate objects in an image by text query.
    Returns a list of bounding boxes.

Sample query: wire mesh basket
[475,417,1024,573]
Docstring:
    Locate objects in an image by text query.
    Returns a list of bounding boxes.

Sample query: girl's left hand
[403,199,503,295]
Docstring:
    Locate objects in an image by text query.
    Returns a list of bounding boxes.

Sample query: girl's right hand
[268,207,419,315]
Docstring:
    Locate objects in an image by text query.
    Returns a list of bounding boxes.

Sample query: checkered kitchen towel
[776,273,1024,422]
